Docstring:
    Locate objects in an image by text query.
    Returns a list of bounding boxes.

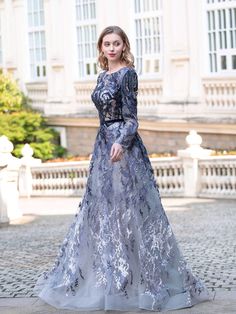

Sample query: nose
[109,44,114,51]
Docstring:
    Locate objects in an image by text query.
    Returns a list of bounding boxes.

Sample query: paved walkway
[0,197,236,313]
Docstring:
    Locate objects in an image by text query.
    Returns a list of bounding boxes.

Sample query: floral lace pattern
[34,67,210,311]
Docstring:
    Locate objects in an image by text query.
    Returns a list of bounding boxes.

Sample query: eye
[114,41,121,47]
[103,42,110,47]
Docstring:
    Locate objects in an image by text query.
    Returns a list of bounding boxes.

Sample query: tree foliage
[0,71,66,160]
[0,73,23,113]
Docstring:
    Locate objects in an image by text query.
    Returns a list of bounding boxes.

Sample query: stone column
[19,144,41,198]
[3,0,17,75]
[177,130,212,197]
[12,0,29,91]
[0,136,21,226]
[161,0,202,107]
[44,0,77,115]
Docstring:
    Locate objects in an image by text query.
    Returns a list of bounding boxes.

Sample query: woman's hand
[110,143,123,162]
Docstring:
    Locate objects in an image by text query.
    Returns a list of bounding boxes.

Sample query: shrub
[0,71,66,160]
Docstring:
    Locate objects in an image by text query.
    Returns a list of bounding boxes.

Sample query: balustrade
[202,78,236,115]
[26,82,48,111]
[25,77,236,119]
[30,155,236,199]
[199,156,236,198]
[0,133,235,201]
[31,161,89,196]
[151,158,184,196]
[74,81,97,114]
[138,80,163,116]
[30,158,184,197]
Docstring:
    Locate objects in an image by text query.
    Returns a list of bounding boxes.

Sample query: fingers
[110,145,115,159]
[111,151,122,162]
[110,144,123,162]
[110,149,122,162]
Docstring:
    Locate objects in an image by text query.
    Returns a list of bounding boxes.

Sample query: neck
[108,61,125,73]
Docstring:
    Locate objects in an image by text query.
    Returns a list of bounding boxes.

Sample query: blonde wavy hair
[97,26,134,71]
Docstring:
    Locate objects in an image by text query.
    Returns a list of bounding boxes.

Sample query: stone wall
[65,126,236,156]
[200,133,236,151]
[66,126,97,156]
[140,131,236,154]
[137,130,187,154]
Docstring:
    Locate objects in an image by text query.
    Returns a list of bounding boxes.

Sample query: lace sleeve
[115,68,139,150]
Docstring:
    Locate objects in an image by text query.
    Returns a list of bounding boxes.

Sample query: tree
[0,71,66,160]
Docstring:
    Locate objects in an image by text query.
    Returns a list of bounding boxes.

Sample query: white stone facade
[0,0,236,153]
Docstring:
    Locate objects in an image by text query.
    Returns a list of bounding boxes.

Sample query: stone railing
[0,136,22,225]
[26,82,48,112]
[137,79,163,116]
[30,157,185,197]
[31,161,89,197]
[25,77,236,119]
[151,157,184,196]
[74,79,163,116]
[0,132,235,208]
[73,76,236,118]
[28,130,236,199]
[74,81,97,115]
[202,77,236,116]
[198,156,236,199]
[29,153,236,199]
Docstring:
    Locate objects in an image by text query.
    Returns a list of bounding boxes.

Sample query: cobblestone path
[0,197,235,298]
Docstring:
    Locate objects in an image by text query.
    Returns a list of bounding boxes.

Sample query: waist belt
[102,119,124,127]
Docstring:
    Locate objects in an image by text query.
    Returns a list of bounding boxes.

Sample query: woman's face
[101,33,125,64]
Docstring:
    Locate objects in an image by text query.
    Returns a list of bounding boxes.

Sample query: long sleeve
[115,69,139,150]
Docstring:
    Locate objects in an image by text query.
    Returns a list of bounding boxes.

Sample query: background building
[0,0,236,155]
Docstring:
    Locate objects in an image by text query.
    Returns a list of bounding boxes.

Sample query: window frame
[205,0,236,76]
[75,0,97,80]
[27,0,47,81]
[132,0,163,77]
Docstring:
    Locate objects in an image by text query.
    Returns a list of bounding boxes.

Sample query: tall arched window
[27,0,47,80]
[75,0,97,78]
[206,0,236,73]
[133,0,163,75]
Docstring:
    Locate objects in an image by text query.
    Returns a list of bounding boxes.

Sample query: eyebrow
[103,40,121,44]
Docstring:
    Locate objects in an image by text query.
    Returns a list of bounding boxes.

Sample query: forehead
[102,33,123,43]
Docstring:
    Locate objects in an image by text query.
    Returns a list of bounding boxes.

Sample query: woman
[34,26,211,311]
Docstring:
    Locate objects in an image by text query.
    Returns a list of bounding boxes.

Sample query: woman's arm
[115,68,139,150]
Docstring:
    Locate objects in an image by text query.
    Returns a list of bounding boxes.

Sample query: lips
[108,54,116,57]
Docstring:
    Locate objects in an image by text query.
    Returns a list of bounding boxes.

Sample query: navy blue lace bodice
[91,67,139,149]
